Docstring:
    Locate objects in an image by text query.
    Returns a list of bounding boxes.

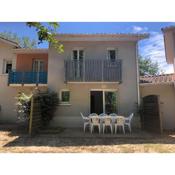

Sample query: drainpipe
[135,42,140,106]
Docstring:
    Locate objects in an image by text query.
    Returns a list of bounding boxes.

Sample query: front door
[90,90,117,114]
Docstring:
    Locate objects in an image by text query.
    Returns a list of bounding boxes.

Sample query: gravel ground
[1,125,175,153]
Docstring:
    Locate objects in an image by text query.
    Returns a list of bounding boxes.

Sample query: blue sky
[0,22,174,73]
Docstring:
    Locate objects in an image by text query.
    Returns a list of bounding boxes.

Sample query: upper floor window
[72,49,84,61]
[32,59,44,72]
[3,59,12,74]
[107,49,117,61]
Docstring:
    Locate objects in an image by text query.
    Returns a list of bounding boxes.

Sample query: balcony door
[90,90,117,114]
[72,49,84,79]
[32,59,44,73]
[32,59,44,83]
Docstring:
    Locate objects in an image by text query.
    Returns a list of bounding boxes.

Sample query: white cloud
[140,32,174,74]
[132,26,148,33]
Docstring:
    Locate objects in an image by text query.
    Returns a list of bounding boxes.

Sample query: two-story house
[48,33,148,128]
[0,36,48,123]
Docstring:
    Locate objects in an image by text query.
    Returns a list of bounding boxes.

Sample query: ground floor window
[60,90,70,103]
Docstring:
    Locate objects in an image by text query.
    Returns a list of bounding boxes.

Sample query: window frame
[60,89,71,105]
[107,48,118,61]
[3,59,13,74]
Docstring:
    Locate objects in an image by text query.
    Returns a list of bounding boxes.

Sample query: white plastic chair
[80,112,90,132]
[109,113,117,124]
[89,114,100,134]
[103,116,113,134]
[124,113,133,133]
[114,116,125,134]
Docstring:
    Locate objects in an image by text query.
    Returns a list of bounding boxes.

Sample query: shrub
[16,90,59,127]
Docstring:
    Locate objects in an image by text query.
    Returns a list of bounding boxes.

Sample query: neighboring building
[139,26,175,131]
[48,33,148,127]
[0,36,48,123]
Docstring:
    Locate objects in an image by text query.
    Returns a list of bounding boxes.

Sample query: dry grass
[1,126,175,153]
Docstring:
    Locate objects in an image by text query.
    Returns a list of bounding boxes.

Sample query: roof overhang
[0,36,20,48]
[161,26,175,64]
[56,33,149,42]
[13,48,48,54]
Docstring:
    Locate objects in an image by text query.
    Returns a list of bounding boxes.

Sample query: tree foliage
[0,31,37,48]
[26,22,64,53]
[139,56,163,76]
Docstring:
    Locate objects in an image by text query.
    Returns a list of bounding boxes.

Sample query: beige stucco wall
[140,84,175,130]
[48,40,139,127]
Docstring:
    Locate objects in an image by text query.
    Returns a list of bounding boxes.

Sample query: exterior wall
[48,40,139,127]
[0,75,47,123]
[16,53,48,71]
[140,84,175,130]
[0,42,16,74]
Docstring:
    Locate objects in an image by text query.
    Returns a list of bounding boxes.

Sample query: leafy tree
[26,22,64,53]
[0,31,37,48]
[139,56,163,76]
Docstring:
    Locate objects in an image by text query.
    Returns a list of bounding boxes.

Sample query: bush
[39,91,59,126]
[16,90,59,127]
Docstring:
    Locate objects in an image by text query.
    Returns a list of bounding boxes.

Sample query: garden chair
[114,116,125,134]
[109,113,117,123]
[103,116,113,134]
[80,112,90,132]
[124,113,133,133]
[89,114,100,134]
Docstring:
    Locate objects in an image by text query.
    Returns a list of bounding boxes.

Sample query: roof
[140,74,175,85]
[56,33,149,41]
[0,36,20,47]
[13,48,48,54]
[161,26,175,32]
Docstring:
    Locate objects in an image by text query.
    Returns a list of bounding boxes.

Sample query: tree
[26,22,63,53]
[139,56,163,76]
[0,31,37,48]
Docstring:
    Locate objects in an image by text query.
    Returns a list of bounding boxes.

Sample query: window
[32,59,44,72]
[72,49,84,78]
[60,90,70,103]
[107,49,117,61]
[3,60,12,74]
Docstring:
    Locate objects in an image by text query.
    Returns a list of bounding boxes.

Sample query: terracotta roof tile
[140,74,175,85]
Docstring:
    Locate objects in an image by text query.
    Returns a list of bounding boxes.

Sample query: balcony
[8,71,47,86]
[64,59,122,82]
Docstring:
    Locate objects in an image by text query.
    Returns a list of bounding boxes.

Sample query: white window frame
[59,89,71,105]
[71,48,85,60]
[107,48,118,60]
[2,59,13,74]
[32,59,45,72]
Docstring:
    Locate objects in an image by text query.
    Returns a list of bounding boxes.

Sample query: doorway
[90,90,117,114]
[141,95,162,133]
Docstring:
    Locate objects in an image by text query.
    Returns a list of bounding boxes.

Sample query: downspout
[135,42,140,106]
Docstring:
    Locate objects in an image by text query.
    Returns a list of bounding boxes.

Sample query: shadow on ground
[1,124,175,149]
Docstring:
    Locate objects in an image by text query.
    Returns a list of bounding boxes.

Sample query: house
[0,36,48,123]
[48,33,148,128]
[139,26,175,131]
